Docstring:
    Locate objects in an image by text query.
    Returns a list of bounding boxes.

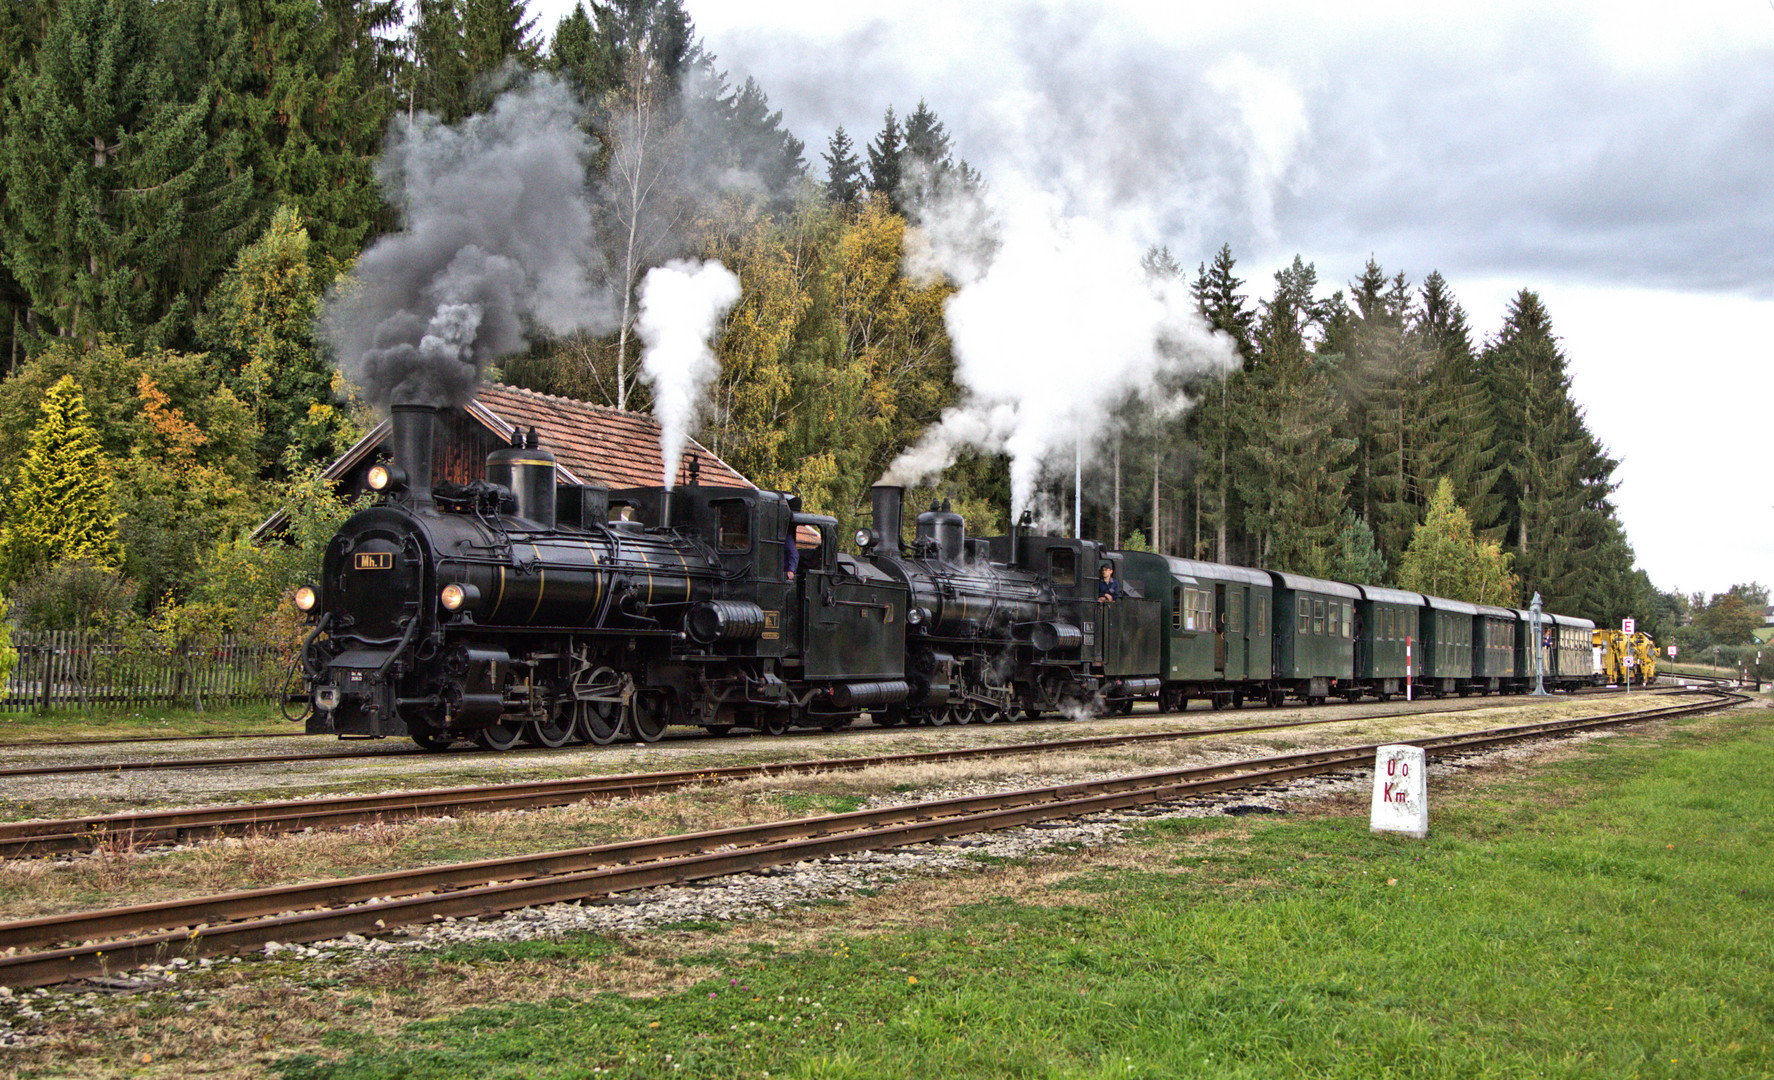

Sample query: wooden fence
[2,631,288,713]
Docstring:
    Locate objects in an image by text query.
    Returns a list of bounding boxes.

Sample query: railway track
[0,682,1652,779]
[0,687,1741,990]
[0,689,1693,857]
[0,708,1490,856]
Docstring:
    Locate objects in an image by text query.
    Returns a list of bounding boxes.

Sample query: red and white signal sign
[1667,645,1678,659]
[1622,617,1636,635]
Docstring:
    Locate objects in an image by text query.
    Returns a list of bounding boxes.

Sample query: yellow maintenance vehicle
[1592,629,1658,686]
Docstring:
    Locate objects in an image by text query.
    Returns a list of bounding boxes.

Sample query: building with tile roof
[253,383,752,540]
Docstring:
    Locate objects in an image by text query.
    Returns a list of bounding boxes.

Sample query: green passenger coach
[1355,585,1425,701]
[1116,557,1272,712]
[1266,571,1359,706]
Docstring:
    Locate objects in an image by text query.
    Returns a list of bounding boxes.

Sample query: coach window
[714,501,750,552]
[1172,588,1183,632]
[1312,598,1326,636]
[1343,603,1353,639]
[1228,591,1243,634]
[1297,597,1310,634]
[1049,548,1077,586]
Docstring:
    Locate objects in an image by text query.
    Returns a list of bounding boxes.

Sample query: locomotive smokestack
[871,485,905,556]
[389,404,439,510]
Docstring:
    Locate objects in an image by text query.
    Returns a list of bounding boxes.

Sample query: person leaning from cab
[1097,561,1120,603]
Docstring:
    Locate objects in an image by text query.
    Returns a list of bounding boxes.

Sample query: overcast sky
[532,0,1773,600]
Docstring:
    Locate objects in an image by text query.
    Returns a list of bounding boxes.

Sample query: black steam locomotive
[297,404,1594,751]
[297,405,1152,750]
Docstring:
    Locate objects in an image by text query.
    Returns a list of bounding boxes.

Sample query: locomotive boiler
[857,485,1163,723]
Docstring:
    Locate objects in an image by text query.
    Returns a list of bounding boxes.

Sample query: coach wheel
[473,722,524,752]
[523,715,575,748]
[1232,691,1245,710]
[1267,689,1285,708]
[1377,693,1392,703]
[1210,694,1226,712]
[631,690,670,743]
[574,698,626,745]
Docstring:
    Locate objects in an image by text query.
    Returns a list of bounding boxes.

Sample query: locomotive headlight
[906,606,924,626]
[440,583,480,612]
[293,586,317,612]
[366,463,407,493]
[854,528,876,550]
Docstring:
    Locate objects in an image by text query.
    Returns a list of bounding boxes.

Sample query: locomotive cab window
[1049,548,1077,586]
[714,501,750,552]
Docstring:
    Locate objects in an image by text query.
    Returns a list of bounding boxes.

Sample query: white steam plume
[321,76,609,409]
[884,179,1240,516]
[637,260,743,487]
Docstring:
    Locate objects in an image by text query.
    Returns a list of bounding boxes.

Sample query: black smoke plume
[322,76,610,409]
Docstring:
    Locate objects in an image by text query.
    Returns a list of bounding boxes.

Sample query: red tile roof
[468,384,751,489]
[251,384,751,541]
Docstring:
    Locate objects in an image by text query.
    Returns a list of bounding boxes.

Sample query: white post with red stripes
[1406,636,1413,702]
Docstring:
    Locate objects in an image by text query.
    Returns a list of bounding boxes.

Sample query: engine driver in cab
[1097,562,1121,603]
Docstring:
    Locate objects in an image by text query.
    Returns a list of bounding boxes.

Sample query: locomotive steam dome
[915,505,966,562]
[486,428,557,528]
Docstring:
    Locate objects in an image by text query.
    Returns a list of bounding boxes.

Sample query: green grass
[271,716,1773,1079]
[0,701,300,742]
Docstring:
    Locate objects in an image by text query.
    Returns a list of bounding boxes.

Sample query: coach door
[1214,583,1228,674]
[1226,586,1247,680]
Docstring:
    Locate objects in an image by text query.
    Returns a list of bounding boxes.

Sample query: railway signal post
[1529,593,1549,696]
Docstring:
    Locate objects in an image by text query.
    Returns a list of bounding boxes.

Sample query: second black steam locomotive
[296,405,1593,750]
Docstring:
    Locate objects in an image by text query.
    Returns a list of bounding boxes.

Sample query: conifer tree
[1235,257,1353,573]
[1483,290,1594,600]
[0,375,123,583]
[408,0,472,121]
[823,126,863,204]
[214,0,401,262]
[1191,244,1255,364]
[865,106,903,204]
[1413,270,1503,536]
[722,76,805,196]
[1,0,256,347]
[548,2,617,99]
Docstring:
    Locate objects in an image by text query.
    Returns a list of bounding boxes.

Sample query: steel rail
[0,683,1644,779]
[0,689,1719,858]
[0,688,1739,989]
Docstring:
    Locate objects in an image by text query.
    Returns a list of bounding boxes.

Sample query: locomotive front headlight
[440,583,480,612]
[854,528,878,550]
[366,463,407,493]
[906,606,924,626]
[293,586,317,612]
